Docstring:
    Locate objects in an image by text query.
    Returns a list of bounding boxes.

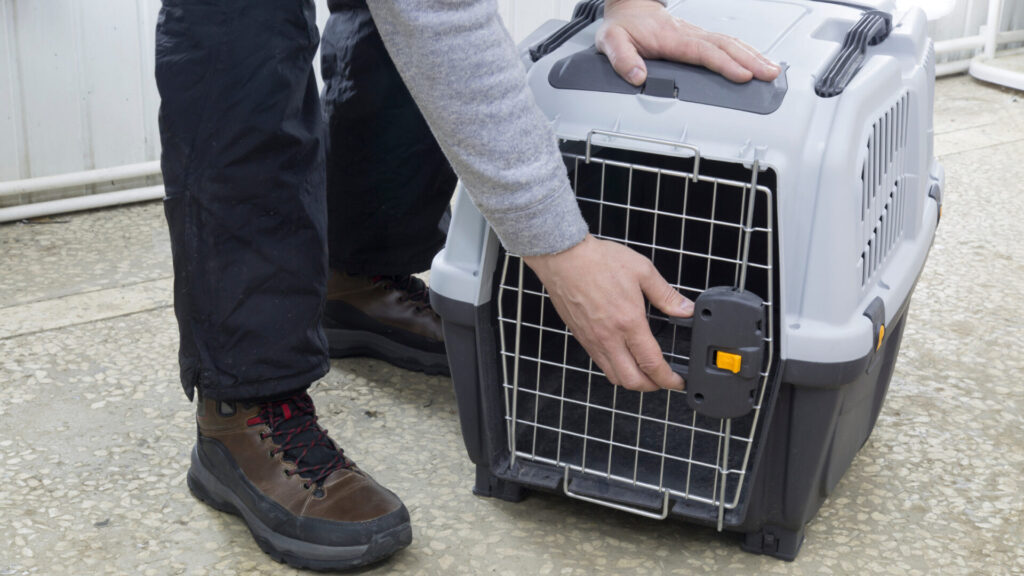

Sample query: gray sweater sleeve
[365,0,589,257]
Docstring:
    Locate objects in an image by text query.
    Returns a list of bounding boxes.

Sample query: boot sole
[326,328,450,376]
[187,446,412,571]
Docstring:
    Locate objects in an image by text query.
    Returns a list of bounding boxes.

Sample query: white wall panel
[0,0,24,182]
[136,0,161,163]
[930,0,1024,48]
[77,0,147,169]
[10,0,87,178]
[0,0,161,184]
[0,0,1022,188]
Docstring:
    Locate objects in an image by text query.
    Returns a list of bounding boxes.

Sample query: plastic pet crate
[430,0,943,560]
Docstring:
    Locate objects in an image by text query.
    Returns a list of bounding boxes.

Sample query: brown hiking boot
[187,391,411,571]
[324,271,448,375]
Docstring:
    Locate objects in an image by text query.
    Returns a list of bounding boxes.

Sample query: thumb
[596,24,647,86]
[640,265,694,318]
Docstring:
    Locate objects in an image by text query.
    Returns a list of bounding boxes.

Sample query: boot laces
[245,392,352,488]
[373,274,431,313]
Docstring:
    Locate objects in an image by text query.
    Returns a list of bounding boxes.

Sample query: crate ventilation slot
[861,92,909,286]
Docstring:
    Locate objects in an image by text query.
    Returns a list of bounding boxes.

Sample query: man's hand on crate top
[599,0,781,86]
[523,234,693,393]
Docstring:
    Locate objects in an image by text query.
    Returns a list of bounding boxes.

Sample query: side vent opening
[860,92,910,286]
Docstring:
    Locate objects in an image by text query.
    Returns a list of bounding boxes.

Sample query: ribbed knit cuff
[483,182,590,257]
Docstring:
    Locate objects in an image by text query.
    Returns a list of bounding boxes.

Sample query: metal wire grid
[495,139,775,526]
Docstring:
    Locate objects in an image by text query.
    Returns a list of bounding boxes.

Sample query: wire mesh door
[496,132,776,527]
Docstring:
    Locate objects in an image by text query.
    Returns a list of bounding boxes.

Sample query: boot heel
[187,446,239,517]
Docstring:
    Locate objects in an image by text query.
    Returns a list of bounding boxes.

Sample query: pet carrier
[430,0,942,560]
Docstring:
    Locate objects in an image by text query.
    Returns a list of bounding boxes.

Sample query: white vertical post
[963,0,976,37]
[983,0,1003,58]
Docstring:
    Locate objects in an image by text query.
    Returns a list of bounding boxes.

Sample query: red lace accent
[247,393,351,485]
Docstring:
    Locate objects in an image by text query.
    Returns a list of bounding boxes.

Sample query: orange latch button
[715,351,742,374]
[877,324,885,351]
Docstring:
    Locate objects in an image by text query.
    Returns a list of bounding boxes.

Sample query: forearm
[366,0,588,257]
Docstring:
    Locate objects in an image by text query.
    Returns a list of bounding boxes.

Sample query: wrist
[523,234,593,269]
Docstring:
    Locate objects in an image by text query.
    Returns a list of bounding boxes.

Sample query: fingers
[729,36,779,71]
[602,346,661,393]
[596,24,648,86]
[662,33,781,83]
[662,34,755,83]
[600,265,687,392]
[711,35,781,82]
[600,1,780,85]
[626,328,685,391]
[593,320,683,392]
[583,311,681,393]
[639,261,694,318]
[524,235,685,393]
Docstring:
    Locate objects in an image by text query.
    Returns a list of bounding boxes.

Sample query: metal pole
[0,185,164,224]
[0,161,161,198]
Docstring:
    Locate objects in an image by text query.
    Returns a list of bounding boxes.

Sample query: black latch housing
[669,287,767,419]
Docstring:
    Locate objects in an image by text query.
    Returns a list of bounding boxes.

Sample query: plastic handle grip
[562,468,671,520]
[667,316,695,330]
[814,10,893,98]
[528,0,603,62]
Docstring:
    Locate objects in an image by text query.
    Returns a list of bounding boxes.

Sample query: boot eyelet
[302,482,310,490]
[313,488,325,498]
[268,450,276,458]
[283,469,292,478]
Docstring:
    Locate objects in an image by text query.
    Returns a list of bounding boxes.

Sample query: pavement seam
[0,303,173,342]
[937,136,1024,159]
[0,275,174,311]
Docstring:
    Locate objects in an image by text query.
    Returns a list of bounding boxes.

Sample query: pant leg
[156,0,329,401]
[321,0,457,277]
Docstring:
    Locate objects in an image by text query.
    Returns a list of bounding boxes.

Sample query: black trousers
[156,0,454,401]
